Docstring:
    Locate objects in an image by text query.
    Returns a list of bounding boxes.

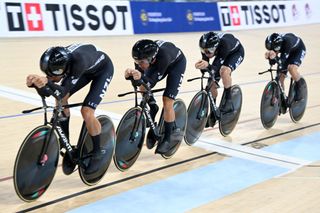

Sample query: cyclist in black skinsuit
[124,39,186,154]
[26,44,114,174]
[195,31,244,124]
[265,33,306,101]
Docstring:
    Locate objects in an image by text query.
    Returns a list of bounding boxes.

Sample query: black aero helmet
[40,46,71,77]
[265,33,283,51]
[132,39,159,62]
[199,31,220,50]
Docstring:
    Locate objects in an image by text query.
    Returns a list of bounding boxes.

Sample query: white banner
[218,0,320,31]
[0,0,133,37]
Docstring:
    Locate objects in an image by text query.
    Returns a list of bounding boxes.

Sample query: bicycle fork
[38,113,61,166]
[129,109,145,143]
[56,125,76,160]
[143,107,161,140]
[208,91,220,120]
[276,78,289,114]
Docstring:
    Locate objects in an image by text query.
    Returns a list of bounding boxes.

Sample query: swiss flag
[230,6,241,26]
[25,3,43,31]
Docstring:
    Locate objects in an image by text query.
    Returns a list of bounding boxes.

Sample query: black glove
[126,76,142,87]
[200,69,207,74]
[269,58,277,66]
[132,79,142,87]
[35,86,53,97]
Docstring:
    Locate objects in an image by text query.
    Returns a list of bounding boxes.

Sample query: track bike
[13,89,115,202]
[185,71,242,145]
[259,65,308,129]
[113,78,187,171]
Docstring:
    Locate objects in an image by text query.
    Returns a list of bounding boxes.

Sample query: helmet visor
[200,47,216,55]
[50,68,65,76]
[274,45,281,52]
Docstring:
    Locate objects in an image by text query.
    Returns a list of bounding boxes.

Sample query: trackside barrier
[217,0,320,31]
[0,0,319,37]
[129,1,221,34]
[0,0,133,37]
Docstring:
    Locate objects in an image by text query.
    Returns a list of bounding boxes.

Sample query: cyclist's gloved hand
[200,67,212,74]
[200,69,207,74]
[126,76,142,87]
[35,86,53,97]
[269,58,277,66]
[132,79,142,87]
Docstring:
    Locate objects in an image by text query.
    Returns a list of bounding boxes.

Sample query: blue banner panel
[130,2,221,34]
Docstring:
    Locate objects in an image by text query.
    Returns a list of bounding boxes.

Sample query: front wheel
[78,115,116,186]
[113,107,146,171]
[184,91,209,145]
[289,77,308,122]
[260,81,280,129]
[160,99,187,159]
[219,85,242,136]
[13,125,59,202]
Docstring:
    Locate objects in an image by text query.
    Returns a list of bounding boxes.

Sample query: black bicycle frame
[118,80,165,142]
[188,72,220,121]
[23,96,82,165]
[259,65,294,111]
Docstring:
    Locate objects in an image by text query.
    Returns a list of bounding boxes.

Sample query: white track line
[196,135,311,170]
[0,85,121,123]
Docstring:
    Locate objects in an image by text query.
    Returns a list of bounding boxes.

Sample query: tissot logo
[5,3,25,31]
[6,3,44,31]
[220,3,286,27]
[4,2,129,32]
[229,5,240,26]
[25,3,43,31]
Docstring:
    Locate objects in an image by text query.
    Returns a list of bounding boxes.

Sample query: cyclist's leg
[156,97,175,153]
[288,64,304,101]
[220,47,244,112]
[210,81,218,102]
[287,47,306,101]
[278,72,286,91]
[156,55,186,154]
[61,73,92,140]
[81,58,114,173]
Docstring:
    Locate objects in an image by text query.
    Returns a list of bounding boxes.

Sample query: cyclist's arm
[46,80,68,99]
[142,57,169,88]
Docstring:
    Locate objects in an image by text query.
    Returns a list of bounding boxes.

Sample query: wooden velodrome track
[0,24,320,212]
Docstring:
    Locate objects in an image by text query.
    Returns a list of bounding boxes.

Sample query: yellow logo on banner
[140,9,148,25]
[186,10,193,24]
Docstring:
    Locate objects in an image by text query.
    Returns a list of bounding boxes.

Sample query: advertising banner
[286,0,320,25]
[218,0,320,31]
[130,2,221,34]
[0,0,134,37]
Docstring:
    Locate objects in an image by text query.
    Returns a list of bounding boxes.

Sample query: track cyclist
[124,39,186,154]
[195,31,244,126]
[265,33,306,101]
[26,43,114,174]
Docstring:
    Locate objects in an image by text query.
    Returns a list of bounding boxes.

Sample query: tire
[260,81,280,129]
[78,115,115,186]
[160,99,187,159]
[289,77,308,122]
[113,107,146,171]
[13,125,59,202]
[219,85,242,136]
[184,91,209,145]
